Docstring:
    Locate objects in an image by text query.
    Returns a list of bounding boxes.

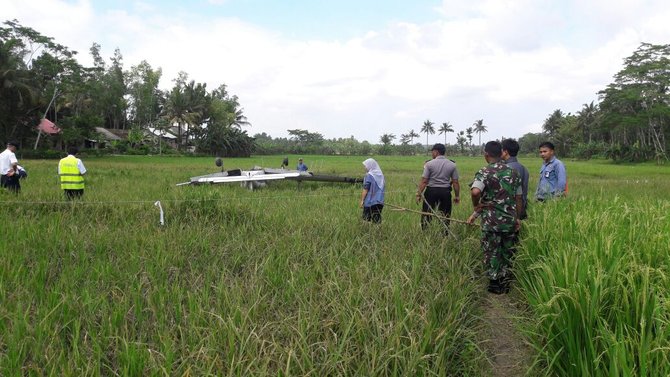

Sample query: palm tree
[0,40,38,140]
[163,81,207,151]
[465,127,474,148]
[408,129,419,145]
[420,119,435,151]
[543,109,564,137]
[473,119,487,147]
[231,108,250,129]
[577,101,598,143]
[438,122,454,145]
[379,133,396,146]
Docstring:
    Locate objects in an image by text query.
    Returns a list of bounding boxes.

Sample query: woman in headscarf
[360,158,385,223]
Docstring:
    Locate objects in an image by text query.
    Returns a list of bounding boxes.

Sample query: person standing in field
[296,158,308,172]
[416,143,460,234]
[360,158,385,223]
[535,141,567,201]
[58,146,87,200]
[502,138,529,219]
[0,141,21,193]
[467,141,522,294]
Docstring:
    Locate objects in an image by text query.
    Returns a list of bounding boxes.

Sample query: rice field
[0,154,668,376]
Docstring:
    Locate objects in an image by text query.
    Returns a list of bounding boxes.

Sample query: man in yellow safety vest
[58,146,87,200]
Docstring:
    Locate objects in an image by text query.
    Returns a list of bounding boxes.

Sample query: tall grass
[5,155,667,375]
[516,161,670,376]
[0,155,488,375]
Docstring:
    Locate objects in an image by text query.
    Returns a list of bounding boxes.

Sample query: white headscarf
[363,158,384,189]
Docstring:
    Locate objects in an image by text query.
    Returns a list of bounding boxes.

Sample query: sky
[4,0,670,144]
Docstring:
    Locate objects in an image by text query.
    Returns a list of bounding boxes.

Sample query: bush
[18,149,64,159]
[604,143,654,163]
[571,142,608,160]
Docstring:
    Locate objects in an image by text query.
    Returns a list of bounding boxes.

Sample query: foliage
[543,43,670,162]
[518,132,546,155]
[0,21,253,157]
[253,132,427,156]
[517,164,670,376]
[604,142,655,163]
[570,142,608,160]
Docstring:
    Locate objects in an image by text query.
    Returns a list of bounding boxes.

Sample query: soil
[481,291,533,377]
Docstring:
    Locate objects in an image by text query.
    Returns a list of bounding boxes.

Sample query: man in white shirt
[0,141,20,193]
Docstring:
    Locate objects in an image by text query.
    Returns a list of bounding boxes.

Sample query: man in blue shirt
[535,142,567,201]
[296,158,308,172]
[502,139,529,219]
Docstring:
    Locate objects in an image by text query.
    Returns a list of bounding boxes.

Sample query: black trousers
[1,174,20,193]
[421,187,451,230]
[362,204,384,223]
[64,189,84,200]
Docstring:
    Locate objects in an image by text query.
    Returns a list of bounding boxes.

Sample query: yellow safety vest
[59,155,84,190]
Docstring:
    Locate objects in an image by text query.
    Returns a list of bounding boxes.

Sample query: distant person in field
[296,158,308,172]
[467,141,522,294]
[0,141,21,193]
[502,138,529,219]
[360,158,385,223]
[416,143,460,234]
[58,146,87,200]
[535,141,567,201]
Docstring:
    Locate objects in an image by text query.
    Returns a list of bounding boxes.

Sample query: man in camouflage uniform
[467,141,523,294]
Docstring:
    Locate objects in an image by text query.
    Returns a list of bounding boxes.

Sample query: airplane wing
[178,170,302,185]
[193,172,300,184]
[177,167,362,187]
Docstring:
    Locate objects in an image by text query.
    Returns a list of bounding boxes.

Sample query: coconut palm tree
[543,110,564,137]
[407,129,419,145]
[420,119,435,151]
[473,119,487,147]
[438,122,454,144]
[577,101,598,143]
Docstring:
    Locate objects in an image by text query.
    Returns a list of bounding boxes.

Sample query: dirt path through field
[481,292,533,377]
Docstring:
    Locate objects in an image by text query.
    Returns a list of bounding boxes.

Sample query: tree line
[3,19,666,162]
[1,20,254,157]
[520,43,669,163]
[253,118,487,156]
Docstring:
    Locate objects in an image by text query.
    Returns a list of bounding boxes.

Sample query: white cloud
[4,0,669,142]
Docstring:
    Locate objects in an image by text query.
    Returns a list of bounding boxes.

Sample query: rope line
[386,203,477,226]
[0,190,413,206]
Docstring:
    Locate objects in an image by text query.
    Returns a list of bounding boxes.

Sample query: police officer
[416,143,460,233]
[58,146,87,200]
[467,141,523,294]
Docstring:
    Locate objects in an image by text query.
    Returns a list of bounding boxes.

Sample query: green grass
[1,154,669,376]
[516,161,670,376]
[0,154,488,376]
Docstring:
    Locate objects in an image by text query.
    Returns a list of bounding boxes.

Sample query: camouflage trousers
[481,231,517,281]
